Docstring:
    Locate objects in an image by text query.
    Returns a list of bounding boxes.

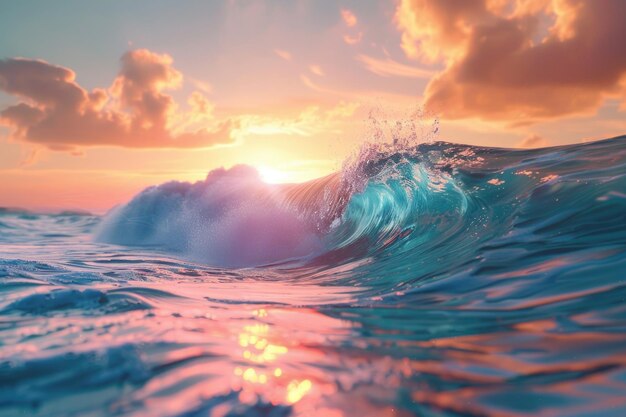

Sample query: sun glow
[257,165,294,184]
[254,161,335,185]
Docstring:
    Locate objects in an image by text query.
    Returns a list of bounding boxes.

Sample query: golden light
[238,323,289,364]
[257,165,293,184]
[286,379,313,403]
[233,310,317,406]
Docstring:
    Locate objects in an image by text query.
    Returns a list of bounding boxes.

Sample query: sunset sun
[257,165,293,184]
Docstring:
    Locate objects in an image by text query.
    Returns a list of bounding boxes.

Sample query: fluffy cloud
[396,0,626,123]
[0,49,236,149]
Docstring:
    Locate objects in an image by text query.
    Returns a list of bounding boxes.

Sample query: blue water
[2,136,626,416]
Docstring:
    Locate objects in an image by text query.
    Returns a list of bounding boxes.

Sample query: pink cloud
[274,49,292,61]
[0,49,236,150]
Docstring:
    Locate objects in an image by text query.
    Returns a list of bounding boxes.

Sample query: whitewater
[1,135,626,416]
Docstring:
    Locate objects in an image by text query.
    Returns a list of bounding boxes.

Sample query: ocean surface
[2,135,626,416]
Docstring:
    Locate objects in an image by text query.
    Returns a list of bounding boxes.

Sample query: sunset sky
[1,0,625,212]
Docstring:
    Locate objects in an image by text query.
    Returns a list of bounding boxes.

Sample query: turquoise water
[1,136,626,416]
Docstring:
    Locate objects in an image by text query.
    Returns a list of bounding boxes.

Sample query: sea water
[1,136,626,416]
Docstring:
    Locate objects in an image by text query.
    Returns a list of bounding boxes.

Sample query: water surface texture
[2,136,626,416]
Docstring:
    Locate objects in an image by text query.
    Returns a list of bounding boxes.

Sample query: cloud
[343,32,363,45]
[187,91,214,120]
[309,65,325,77]
[518,134,549,148]
[340,8,361,45]
[19,147,41,168]
[274,49,292,61]
[357,54,434,78]
[188,78,212,94]
[111,49,183,132]
[396,0,626,123]
[299,74,324,93]
[0,49,236,150]
[240,101,359,137]
[341,9,357,27]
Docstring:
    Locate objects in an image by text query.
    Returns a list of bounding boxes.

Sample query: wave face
[2,136,626,416]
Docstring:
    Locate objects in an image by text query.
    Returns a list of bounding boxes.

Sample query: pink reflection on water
[229,308,349,414]
[5,264,625,416]
[97,305,353,416]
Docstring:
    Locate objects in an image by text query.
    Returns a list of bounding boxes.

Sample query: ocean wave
[96,136,626,285]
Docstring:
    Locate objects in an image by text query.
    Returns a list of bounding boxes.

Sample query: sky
[1,0,625,212]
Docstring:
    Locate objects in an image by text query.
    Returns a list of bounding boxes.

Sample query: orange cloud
[340,9,357,27]
[187,91,214,119]
[343,32,363,45]
[0,49,236,150]
[111,49,182,131]
[396,0,626,123]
